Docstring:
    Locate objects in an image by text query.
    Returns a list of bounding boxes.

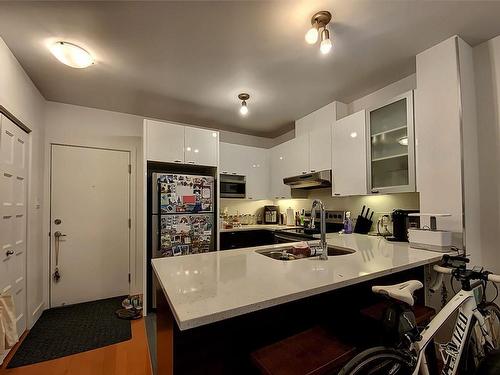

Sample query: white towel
[0,293,19,351]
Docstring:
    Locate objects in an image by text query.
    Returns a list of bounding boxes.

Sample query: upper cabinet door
[286,136,309,176]
[219,142,246,175]
[270,142,291,199]
[184,127,219,166]
[309,126,332,172]
[146,120,185,163]
[245,148,270,200]
[332,110,367,196]
[366,91,415,194]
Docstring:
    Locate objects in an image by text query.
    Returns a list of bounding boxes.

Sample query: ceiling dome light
[238,93,250,116]
[305,25,319,44]
[320,28,332,54]
[49,41,94,68]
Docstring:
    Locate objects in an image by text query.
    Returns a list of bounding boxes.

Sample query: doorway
[50,144,131,307]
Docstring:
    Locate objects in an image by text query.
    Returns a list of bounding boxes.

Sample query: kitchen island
[152,233,443,374]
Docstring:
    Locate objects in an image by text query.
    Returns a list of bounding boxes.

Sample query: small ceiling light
[305,24,319,44]
[238,93,250,116]
[49,41,94,68]
[398,136,409,146]
[320,28,332,54]
[305,11,333,55]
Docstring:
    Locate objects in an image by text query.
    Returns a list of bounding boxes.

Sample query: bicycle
[339,255,500,375]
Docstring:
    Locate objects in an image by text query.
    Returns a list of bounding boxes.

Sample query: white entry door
[50,145,130,307]
[0,114,28,338]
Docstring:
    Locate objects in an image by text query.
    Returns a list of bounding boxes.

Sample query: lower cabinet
[220,230,275,250]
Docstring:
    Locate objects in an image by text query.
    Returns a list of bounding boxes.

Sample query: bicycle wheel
[460,303,500,374]
[338,347,415,375]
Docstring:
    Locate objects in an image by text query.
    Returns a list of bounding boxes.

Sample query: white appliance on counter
[408,213,452,252]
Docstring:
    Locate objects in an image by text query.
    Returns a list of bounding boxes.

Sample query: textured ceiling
[1,1,500,137]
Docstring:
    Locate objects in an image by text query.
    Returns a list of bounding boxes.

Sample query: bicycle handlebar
[431,264,500,292]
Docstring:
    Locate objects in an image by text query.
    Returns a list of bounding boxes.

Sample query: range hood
[283,170,331,189]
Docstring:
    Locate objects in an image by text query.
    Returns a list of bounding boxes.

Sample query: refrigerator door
[157,173,214,214]
[159,214,214,256]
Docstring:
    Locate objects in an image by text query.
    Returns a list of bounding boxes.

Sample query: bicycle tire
[460,302,500,374]
[338,346,415,375]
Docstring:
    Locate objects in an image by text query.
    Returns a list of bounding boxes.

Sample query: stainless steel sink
[256,245,355,261]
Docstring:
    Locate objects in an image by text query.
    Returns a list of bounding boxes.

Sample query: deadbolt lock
[54,219,62,225]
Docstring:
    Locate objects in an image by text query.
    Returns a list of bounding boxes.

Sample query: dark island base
[156,266,426,375]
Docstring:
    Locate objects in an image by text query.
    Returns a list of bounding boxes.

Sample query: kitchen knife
[360,205,366,217]
[369,211,374,220]
[365,208,370,218]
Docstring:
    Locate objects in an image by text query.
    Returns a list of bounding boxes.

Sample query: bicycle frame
[412,286,494,375]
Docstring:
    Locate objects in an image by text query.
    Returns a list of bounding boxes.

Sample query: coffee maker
[386,209,420,242]
[264,205,279,224]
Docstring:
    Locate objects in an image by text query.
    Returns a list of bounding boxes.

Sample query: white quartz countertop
[220,224,300,232]
[152,233,443,331]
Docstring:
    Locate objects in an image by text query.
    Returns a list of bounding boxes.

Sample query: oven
[220,174,246,198]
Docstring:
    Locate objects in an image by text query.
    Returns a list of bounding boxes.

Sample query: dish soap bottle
[343,211,353,234]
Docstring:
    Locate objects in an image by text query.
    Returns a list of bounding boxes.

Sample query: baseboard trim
[30,301,44,327]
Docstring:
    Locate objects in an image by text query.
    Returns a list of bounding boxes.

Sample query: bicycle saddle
[372,280,423,306]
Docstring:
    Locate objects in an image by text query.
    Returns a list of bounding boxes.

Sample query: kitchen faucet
[309,199,328,260]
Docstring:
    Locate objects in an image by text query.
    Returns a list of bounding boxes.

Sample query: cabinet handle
[302,171,307,175]
[187,161,195,164]
[232,172,237,175]
[174,160,182,163]
[371,190,379,194]
[222,171,228,174]
[310,170,316,173]
[334,193,340,196]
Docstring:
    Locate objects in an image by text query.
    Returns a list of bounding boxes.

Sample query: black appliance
[274,210,345,243]
[386,209,420,242]
[220,174,246,198]
[264,205,280,224]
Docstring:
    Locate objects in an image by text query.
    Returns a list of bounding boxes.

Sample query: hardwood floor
[0,319,152,375]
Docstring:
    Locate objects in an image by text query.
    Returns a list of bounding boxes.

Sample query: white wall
[472,35,500,275]
[0,37,46,327]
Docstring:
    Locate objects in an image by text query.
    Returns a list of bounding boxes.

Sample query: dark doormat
[7,296,131,368]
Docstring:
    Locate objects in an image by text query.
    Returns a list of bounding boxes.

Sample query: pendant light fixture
[305,11,333,55]
[238,93,250,116]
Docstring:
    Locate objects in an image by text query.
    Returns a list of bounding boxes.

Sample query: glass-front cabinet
[366,91,415,193]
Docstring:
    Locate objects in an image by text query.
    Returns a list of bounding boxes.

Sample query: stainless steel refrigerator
[151,172,215,259]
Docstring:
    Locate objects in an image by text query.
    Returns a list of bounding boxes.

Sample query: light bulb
[320,28,332,54]
[240,101,248,116]
[305,25,319,44]
[49,41,94,68]
[398,136,409,146]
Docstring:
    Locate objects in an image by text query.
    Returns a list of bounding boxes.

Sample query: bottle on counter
[343,211,353,234]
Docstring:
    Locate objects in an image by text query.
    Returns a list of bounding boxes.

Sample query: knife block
[354,215,373,234]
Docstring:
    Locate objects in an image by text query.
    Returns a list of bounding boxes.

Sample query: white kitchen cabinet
[219,142,246,175]
[309,126,332,172]
[270,141,292,199]
[145,120,218,166]
[285,136,309,176]
[145,120,185,163]
[294,102,346,173]
[366,91,415,194]
[184,127,219,166]
[331,110,367,196]
[219,143,270,199]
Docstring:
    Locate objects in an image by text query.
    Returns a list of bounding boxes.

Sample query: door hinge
[128,164,131,174]
[128,218,131,228]
[128,273,131,283]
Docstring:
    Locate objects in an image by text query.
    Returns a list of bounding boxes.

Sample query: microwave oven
[220,174,246,198]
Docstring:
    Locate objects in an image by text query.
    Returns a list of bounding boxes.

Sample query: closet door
[0,114,28,339]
